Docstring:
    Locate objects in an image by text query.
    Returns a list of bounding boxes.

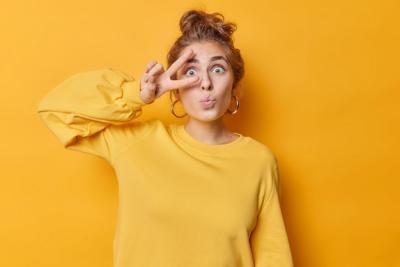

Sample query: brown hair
[167,9,245,91]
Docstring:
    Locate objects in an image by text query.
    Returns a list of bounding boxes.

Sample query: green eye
[184,65,226,76]
[185,68,196,76]
[213,66,226,73]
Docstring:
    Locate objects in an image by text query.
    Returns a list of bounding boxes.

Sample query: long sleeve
[250,156,294,267]
[36,68,153,164]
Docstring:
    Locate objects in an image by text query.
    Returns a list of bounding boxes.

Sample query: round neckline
[172,123,249,154]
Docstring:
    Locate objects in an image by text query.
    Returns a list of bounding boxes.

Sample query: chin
[189,110,224,122]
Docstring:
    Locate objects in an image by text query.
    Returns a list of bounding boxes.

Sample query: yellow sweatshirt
[36,68,294,267]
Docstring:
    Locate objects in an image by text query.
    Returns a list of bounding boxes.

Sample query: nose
[200,72,213,91]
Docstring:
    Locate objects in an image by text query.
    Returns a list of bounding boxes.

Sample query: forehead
[181,41,228,64]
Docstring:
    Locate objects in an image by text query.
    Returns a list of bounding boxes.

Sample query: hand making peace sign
[139,49,200,104]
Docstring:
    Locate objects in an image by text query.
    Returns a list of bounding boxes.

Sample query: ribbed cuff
[121,78,147,106]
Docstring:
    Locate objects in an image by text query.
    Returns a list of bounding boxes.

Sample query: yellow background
[1,0,399,266]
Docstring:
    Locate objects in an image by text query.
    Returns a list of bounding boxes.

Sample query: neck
[183,117,238,145]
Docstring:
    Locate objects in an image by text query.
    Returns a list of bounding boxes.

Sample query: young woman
[37,9,294,267]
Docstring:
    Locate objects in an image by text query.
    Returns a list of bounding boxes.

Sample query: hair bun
[179,9,237,42]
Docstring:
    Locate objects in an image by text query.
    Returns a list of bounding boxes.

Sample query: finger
[147,82,157,92]
[166,49,194,77]
[171,75,200,89]
[147,75,155,84]
[142,73,150,83]
[145,60,158,74]
[142,72,155,83]
[147,63,164,77]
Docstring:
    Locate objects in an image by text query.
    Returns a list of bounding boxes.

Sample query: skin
[139,40,240,145]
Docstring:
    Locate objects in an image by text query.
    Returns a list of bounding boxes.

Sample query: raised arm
[37,50,200,164]
[36,68,152,163]
[250,156,294,267]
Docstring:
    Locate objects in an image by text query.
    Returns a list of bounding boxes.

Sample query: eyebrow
[186,55,228,64]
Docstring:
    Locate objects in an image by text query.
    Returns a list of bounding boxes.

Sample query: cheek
[214,81,233,103]
[179,89,197,107]
[222,93,232,107]
[213,73,234,91]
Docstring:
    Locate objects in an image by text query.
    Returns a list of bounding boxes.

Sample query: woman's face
[175,41,235,122]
